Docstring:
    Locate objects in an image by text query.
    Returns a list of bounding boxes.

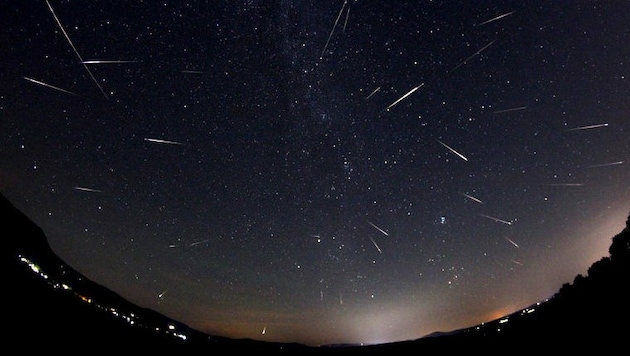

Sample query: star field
[1,0,629,346]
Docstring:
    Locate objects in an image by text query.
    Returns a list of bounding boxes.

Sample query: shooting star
[449,40,496,73]
[491,106,527,114]
[45,0,109,100]
[189,239,209,246]
[460,192,483,204]
[261,326,266,335]
[320,0,347,58]
[73,186,102,193]
[386,83,424,110]
[544,183,584,187]
[365,86,381,100]
[181,70,205,74]
[158,290,167,299]
[565,123,609,131]
[503,236,520,248]
[511,259,523,266]
[46,0,109,100]
[368,236,382,254]
[24,77,77,96]
[437,139,468,161]
[367,220,389,236]
[144,138,184,145]
[81,60,136,64]
[587,161,623,168]
[479,213,513,225]
[342,4,351,33]
[475,10,516,27]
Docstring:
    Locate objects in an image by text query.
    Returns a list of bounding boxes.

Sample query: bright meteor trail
[460,192,483,204]
[45,0,109,100]
[368,236,382,254]
[503,236,520,248]
[475,11,516,27]
[365,86,381,100]
[587,161,623,168]
[437,139,468,161]
[386,83,424,110]
[565,123,609,131]
[23,77,77,96]
[479,214,513,225]
[81,60,137,64]
[320,0,347,58]
[367,221,389,236]
[73,186,102,193]
[144,138,184,145]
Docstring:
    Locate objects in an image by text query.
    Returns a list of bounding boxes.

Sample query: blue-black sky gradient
[1,0,629,347]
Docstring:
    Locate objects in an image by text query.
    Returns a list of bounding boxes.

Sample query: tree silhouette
[608,212,630,263]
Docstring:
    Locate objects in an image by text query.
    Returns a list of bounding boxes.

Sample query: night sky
[2,0,629,347]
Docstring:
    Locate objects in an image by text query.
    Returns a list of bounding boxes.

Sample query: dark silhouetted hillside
[2,190,628,354]
[1,192,319,354]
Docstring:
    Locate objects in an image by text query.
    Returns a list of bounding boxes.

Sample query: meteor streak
[479,214,512,225]
[449,40,496,73]
[503,236,520,248]
[73,186,102,193]
[460,192,483,204]
[23,77,77,96]
[144,138,184,145]
[320,0,347,58]
[475,11,516,27]
[544,183,584,186]
[365,86,381,99]
[587,161,623,168]
[368,236,382,254]
[367,221,389,236]
[437,139,468,161]
[45,0,109,100]
[565,123,609,131]
[81,60,136,64]
[342,4,350,33]
[491,106,527,114]
[386,83,424,110]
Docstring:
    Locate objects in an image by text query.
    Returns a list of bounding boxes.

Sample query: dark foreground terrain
[2,192,628,354]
